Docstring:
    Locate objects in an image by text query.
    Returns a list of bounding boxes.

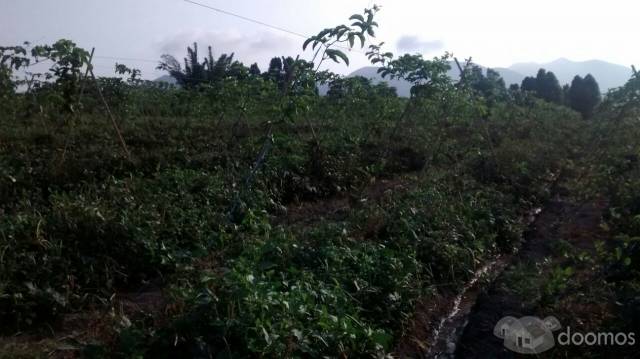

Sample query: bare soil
[454,195,614,358]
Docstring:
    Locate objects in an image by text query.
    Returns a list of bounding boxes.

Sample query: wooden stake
[454,57,472,87]
[77,48,95,105]
[87,55,131,160]
[59,48,96,166]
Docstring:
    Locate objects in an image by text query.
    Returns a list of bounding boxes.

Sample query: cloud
[396,35,444,54]
[157,30,299,69]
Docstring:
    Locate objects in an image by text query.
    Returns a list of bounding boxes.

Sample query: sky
[1,0,638,79]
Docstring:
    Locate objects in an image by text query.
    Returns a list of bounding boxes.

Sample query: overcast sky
[1,0,638,79]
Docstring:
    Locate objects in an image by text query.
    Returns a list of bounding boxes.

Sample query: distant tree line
[516,68,601,118]
[157,43,250,88]
[158,42,604,119]
[157,42,399,98]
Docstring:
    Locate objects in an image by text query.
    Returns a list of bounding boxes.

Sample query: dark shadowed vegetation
[0,6,638,358]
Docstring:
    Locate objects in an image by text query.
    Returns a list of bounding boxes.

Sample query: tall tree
[521,76,537,92]
[521,69,563,104]
[466,65,507,100]
[569,74,601,118]
[158,43,248,88]
[544,71,563,104]
[534,69,562,104]
[262,56,312,92]
[265,57,283,83]
[249,63,261,76]
[184,43,205,87]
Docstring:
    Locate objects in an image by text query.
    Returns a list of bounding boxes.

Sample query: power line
[17,0,377,80]
[26,61,120,72]
[182,0,367,55]
[23,0,369,75]
[183,0,308,39]
[94,55,159,64]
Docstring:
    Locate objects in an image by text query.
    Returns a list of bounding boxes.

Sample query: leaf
[349,14,365,22]
[356,33,366,48]
[337,28,348,39]
[261,327,272,345]
[348,34,355,48]
[352,23,366,32]
[292,329,303,341]
[303,37,314,51]
[326,49,349,66]
[317,28,331,38]
[25,282,37,294]
[370,330,392,349]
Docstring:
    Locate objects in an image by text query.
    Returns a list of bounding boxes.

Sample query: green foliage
[521,76,537,92]
[1,6,639,357]
[0,55,585,352]
[157,43,248,88]
[568,68,640,334]
[0,164,232,329]
[378,53,452,94]
[304,5,381,69]
[464,66,508,102]
[326,75,396,100]
[31,39,90,80]
[520,68,563,105]
[568,74,602,118]
[249,62,261,76]
[536,69,563,104]
[30,39,90,112]
[0,45,30,98]
[115,63,142,85]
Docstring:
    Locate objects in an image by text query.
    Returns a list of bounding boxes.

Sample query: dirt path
[454,195,609,358]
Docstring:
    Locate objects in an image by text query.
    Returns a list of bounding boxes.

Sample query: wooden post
[454,56,472,87]
[59,48,97,166]
[87,53,131,160]
[77,48,95,104]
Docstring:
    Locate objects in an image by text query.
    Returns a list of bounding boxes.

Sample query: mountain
[509,58,632,91]
[491,67,526,88]
[154,74,178,85]
[158,58,632,96]
[343,58,632,97]
[347,66,412,97]
[346,63,525,97]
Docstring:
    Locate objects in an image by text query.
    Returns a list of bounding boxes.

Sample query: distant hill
[154,74,178,85]
[509,58,632,92]
[159,58,633,97]
[343,58,632,97]
[491,67,526,88]
[346,63,525,97]
[346,67,412,97]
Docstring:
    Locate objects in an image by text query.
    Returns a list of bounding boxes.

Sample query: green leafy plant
[304,5,381,69]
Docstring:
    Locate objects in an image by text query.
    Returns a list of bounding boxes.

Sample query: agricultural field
[1,4,639,359]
